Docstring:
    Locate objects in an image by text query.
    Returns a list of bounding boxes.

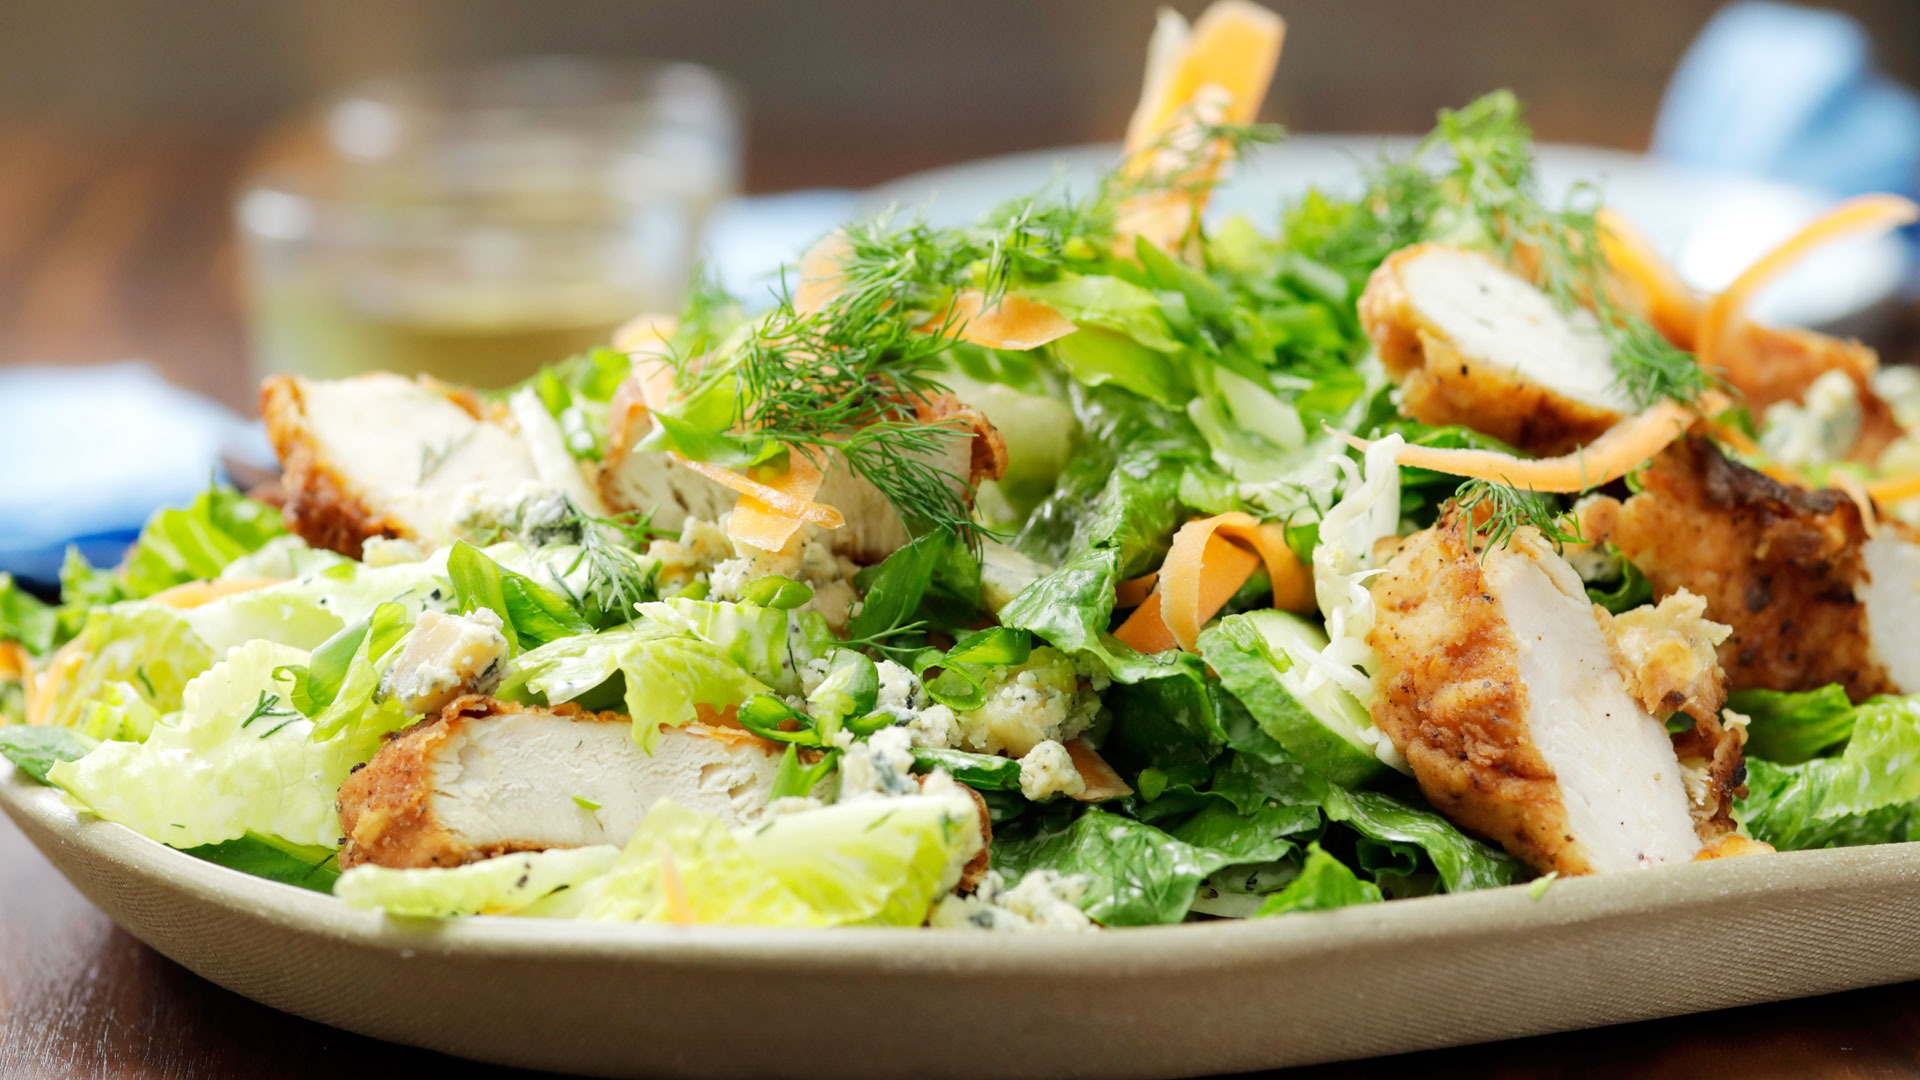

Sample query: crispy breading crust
[1367,514,1591,874]
[1605,591,1745,837]
[1360,244,1624,457]
[1581,437,1891,701]
[260,376,408,560]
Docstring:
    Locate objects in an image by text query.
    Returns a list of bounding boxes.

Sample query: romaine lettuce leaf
[0,725,97,783]
[1255,842,1383,916]
[508,620,779,752]
[47,638,411,849]
[1324,787,1521,892]
[0,573,55,654]
[1731,683,1856,765]
[36,604,214,738]
[188,835,342,893]
[992,805,1234,926]
[337,847,619,916]
[565,793,983,927]
[1740,695,1920,850]
[68,485,290,604]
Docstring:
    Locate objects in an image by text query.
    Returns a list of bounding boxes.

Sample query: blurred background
[0,0,1913,410]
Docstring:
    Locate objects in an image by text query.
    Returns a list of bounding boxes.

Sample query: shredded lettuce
[337,847,620,916]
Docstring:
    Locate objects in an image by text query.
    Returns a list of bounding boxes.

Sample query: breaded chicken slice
[1368,513,1748,876]
[263,373,550,558]
[1579,436,1897,700]
[1360,244,1636,457]
[336,696,782,870]
[597,367,1006,564]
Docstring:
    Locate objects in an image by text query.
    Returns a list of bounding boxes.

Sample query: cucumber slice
[1201,611,1385,786]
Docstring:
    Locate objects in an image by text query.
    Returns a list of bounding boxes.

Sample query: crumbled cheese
[648,517,733,589]
[1760,369,1863,468]
[707,523,861,630]
[1875,366,1920,430]
[380,609,509,716]
[954,647,1099,757]
[871,660,963,749]
[837,726,919,801]
[928,869,1096,932]
[451,483,583,548]
[1017,739,1086,801]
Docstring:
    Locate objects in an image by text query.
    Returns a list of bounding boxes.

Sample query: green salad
[7,1,1920,931]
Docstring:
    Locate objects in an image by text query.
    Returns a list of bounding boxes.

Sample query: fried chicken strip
[337,696,782,870]
[1368,513,1749,876]
[1360,244,1634,457]
[1579,437,1899,700]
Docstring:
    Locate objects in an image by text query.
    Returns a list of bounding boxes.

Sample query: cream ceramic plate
[10,764,1920,1078]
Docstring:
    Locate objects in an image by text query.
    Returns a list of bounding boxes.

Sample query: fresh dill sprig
[1407,91,1713,409]
[559,504,664,624]
[239,690,295,729]
[1452,478,1581,554]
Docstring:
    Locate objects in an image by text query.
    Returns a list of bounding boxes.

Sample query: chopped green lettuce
[37,604,213,738]
[1324,787,1521,893]
[1731,683,1857,765]
[993,806,1237,926]
[48,638,411,849]
[1740,696,1920,850]
[0,725,98,783]
[188,835,342,893]
[337,847,620,916]
[564,794,983,927]
[1255,842,1383,916]
[0,574,55,654]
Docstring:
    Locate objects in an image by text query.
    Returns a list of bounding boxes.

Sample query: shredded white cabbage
[1303,434,1409,770]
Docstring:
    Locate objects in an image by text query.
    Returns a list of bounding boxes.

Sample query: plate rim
[12,758,1920,965]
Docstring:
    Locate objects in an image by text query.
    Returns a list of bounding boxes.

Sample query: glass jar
[237,57,741,388]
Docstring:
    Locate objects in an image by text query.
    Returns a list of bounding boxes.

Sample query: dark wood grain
[6,134,1920,1080]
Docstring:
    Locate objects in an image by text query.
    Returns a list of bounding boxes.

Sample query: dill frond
[1409,91,1713,409]
[1453,478,1581,554]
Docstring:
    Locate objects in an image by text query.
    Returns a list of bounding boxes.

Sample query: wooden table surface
[6,132,1920,1080]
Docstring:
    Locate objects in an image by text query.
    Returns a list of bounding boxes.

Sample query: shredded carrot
[1336,396,1721,494]
[726,494,809,553]
[1114,0,1285,251]
[656,843,694,925]
[1699,195,1919,384]
[680,454,843,529]
[935,291,1078,351]
[1114,573,1158,608]
[1596,207,1700,349]
[1830,471,1880,537]
[1122,1,1284,158]
[1113,511,1313,654]
[1867,472,1920,506]
[1064,738,1134,802]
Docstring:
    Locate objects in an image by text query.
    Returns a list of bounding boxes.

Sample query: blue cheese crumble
[929,869,1096,932]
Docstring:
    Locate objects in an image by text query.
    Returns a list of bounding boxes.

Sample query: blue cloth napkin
[0,363,250,583]
[1653,1,1920,201]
